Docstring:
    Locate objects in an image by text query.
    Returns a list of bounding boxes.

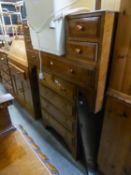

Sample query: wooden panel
[39,83,75,116]
[67,16,101,42]
[67,41,98,63]
[109,0,131,95]
[26,50,39,67]
[98,96,131,175]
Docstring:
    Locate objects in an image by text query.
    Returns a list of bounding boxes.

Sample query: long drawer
[39,83,75,116]
[42,55,96,89]
[40,72,75,102]
[40,96,75,132]
[41,108,76,153]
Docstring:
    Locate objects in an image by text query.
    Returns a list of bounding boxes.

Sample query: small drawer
[0,54,8,65]
[67,16,101,42]
[41,109,76,149]
[40,72,75,101]
[67,41,98,62]
[9,63,26,80]
[42,56,96,89]
[0,63,9,72]
[40,97,75,131]
[1,71,11,83]
[39,83,75,116]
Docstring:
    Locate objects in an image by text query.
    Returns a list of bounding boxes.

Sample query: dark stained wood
[95,0,101,10]
[0,94,15,134]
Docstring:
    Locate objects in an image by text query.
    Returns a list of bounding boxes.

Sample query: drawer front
[0,63,10,72]
[42,56,96,89]
[40,97,75,131]
[67,17,101,42]
[41,109,76,151]
[1,71,11,84]
[39,83,75,116]
[27,50,39,67]
[0,54,8,65]
[40,72,75,101]
[67,41,98,62]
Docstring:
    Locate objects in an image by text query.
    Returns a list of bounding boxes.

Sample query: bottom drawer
[41,109,76,153]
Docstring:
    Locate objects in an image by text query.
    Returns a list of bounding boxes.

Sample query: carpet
[0,125,59,175]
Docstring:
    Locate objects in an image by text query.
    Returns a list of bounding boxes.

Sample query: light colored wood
[95,12,115,113]
[0,129,58,175]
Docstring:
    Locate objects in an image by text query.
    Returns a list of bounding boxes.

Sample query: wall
[101,0,121,11]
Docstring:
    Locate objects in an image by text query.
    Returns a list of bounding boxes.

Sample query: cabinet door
[9,63,26,103]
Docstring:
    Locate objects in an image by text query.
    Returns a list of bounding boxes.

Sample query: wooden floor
[0,129,58,175]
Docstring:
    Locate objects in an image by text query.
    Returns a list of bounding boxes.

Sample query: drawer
[67,16,101,42]
[27,50,39,67]
[67,41,98,63]
[42,56,96,89]
[40,72,75,101]
[0,63,9,72]
[1,71,11,83]
[39,83,75,116]
[0,54,8,65]
[40,97,75,131]
[41,109,76,150]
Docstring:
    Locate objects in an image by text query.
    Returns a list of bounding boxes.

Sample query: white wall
[101,0,121,11]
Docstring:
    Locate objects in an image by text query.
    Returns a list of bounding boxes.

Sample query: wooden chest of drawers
[66,11,115,113]
[39,72,77,156]
[23,11,116,158]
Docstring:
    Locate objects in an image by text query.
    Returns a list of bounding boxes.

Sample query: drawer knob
[54,79,61,87]
[68,69,75,74]
[50,61,54,65]
[76,24,83,31]
[75,48,81,54]
[1,57,5,61]
[24,25,29,29]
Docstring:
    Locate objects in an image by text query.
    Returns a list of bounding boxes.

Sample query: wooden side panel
[98,96,131,175]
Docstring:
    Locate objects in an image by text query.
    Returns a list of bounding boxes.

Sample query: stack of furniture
[98,0,131,174]
[23,10,115,161]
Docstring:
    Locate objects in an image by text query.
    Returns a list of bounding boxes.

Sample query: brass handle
[24,25,29,29]
[50,61,54,66]
[54,79,61,87]
[75,48,81,54]
[1,57,5,61]
[68,68,75,74]
[76,24,83,31]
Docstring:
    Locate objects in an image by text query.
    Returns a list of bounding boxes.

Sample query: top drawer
[67,16,101,42]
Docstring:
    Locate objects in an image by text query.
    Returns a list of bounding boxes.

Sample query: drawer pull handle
[68,69,75,74]
[75,48,81,54]
[54,79,61,87]
[1,57,5,61]
[50,61,54,65]
[24,25,29,29]
[76,24,83,31]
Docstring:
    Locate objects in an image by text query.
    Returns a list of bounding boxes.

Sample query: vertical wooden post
[95,0,101,10]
